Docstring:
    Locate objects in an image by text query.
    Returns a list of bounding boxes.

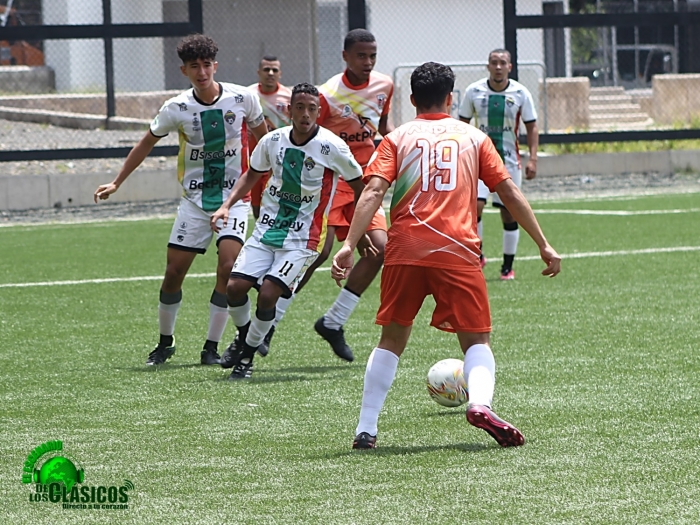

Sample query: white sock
[227,297,251,329]
[356,348,400,437]
[463,344,496,407]
[206,303,229,343]
[158,301,180,336]
[324,288,361,330]
[246,309,275,347]
[274,293,295,325]
[503,229,520,256]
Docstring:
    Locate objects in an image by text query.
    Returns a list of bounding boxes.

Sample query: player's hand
[94,183,118,203]
[539,244,561,277]
[210,206,229,233]
[331,244,355,287]
[525,158,537,180]
[356,234,378,258]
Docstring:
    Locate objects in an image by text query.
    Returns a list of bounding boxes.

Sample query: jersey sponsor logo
[340,130,373,143]
[178,102,188,112]
[320,143,330,155]
[377,93,387,109]
[189,148,237,161]
[234,94,244,103]
[268,185,314,204]
[304,156,315,170]
[479,125,513,133]
[188,178,236,190]
[260,213,305,232]
[225,110,236,125]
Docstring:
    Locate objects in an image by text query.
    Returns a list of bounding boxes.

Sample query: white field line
[529,207,700,216]
[1,245,699,289]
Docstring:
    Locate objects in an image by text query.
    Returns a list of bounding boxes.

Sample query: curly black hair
[177,34,218,64]
[410,62,455,109]
[291,82,319,103]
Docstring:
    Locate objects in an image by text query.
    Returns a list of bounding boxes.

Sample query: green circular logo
[38,456,79,491]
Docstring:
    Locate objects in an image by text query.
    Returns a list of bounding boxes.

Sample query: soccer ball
[426,358,468,407]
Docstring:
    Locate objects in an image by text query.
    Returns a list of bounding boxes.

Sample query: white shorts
[231,237,318,298]
[478,165,522,207]
[168,197,249,254]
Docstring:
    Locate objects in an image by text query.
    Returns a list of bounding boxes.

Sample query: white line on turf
[1,245,699,288]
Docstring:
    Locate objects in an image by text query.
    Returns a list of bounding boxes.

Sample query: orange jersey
[365,113,511,269]
[248,83,292,151]
[318,70,393,193]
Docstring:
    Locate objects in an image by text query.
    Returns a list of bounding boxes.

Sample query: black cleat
[227,358,254,380]
[146,341,175,365]
[220,335,242,369]
[257,325,275,357]
[352,432,377,449]
[314,317,354,362]
[200,347,221,365]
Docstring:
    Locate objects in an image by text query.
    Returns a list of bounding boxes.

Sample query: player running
[209,83,369,380]
[459,49,539,279]
[94,34,267,366]
[266,28,394,363]
[331,62,561,449]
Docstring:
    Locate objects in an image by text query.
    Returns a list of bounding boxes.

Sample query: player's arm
[94,131,161,202]
[378,114,394,136]
[250,121,269,142]
[210,167,266,232]
[459,116,473,125]
[524,120,538,180]
[494,179,560,277]
[345,177,378,257]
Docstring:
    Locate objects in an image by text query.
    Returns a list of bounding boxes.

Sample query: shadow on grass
[321,441,492,458]
[114,362,207,372]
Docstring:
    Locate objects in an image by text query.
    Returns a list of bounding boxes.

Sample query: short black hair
[177,34,218,63]
[291,82,319,103]
[260,55,279,65]
[488,48,511,62]
[344,28,375,51]
[410,62,455,109]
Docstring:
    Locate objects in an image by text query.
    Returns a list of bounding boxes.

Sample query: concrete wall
[541,77,590,131]
[652,74,700,125]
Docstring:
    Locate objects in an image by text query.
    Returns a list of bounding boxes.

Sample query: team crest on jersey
[506,96,515,107]
[480,97,488,107]
[304,156,315,171]
[276,148,284,166]
[192,115,201,131]
[225,110,236,125]
[341,104,353,118]
[276,102,287,112]
[320,143,330,155]
[234,94,245,103]
[377,93,387,109]
[177,102,188,112]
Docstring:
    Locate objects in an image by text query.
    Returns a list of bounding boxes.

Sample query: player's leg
[353,265,427,449]
[316,209,387,361]
[201,201,249,364]
[492,167,521,280]
[229,247,318,380]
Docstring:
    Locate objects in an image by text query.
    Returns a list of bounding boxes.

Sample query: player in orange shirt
[271,29,394,363]
[331,62,561,449]
[248,55,292,220]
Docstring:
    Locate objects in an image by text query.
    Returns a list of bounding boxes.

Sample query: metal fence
[3,0,700,163]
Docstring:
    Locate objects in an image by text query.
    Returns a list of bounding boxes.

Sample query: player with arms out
[269,28,394,363]
[332,62,561,449]
[248,55,292,221]
[459,49,539,279]
[209,83,366,380]
[94,34,267,366]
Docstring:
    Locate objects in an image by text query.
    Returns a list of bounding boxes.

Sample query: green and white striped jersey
[249,125,363,252]
[459,78,536,176]
[150,82,264,212]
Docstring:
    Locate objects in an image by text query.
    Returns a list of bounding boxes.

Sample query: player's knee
[163,263,187,288]
[503,221,518,231]
[226,279,247,302]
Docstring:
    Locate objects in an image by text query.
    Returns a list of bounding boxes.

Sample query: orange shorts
[329,189,387,241]
[376,265,492,333]
[251,172,271,207]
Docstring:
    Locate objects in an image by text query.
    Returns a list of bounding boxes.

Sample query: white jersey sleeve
[328,138,363,183]
[520,87,537,123]
[458,85,476,120]
[150,101,178,137]
[244,91,265,128]
[249,135,272,172]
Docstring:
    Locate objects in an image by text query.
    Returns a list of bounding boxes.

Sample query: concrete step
[589,118,654,131]
[589,95,634,105]
[589,113,654,124]
[589,103,644,114]
[589,86,626,96]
